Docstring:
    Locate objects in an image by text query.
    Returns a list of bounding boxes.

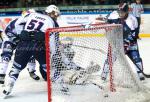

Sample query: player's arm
[1,21,19,61]
[95,11,119,24]
[4,19,20,46]
[126,15,139,40]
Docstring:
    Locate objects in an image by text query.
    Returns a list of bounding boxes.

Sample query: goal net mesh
[45,24,150,102]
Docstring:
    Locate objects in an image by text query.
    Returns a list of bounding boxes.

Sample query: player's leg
[3,41,32,96]
[101,59,109,81]
[101,48,117,81]
[127,49,145,81]
[34,49,47,81]
[27,56,40,80]
[0,41,15,84]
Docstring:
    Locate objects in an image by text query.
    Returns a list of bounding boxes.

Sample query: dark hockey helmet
[118,3,129,12]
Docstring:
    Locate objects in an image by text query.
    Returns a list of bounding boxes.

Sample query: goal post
[45,24,150,102]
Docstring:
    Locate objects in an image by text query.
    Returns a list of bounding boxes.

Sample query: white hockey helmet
[45,5,60,16]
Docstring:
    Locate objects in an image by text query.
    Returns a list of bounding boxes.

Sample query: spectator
[130,0,144,39]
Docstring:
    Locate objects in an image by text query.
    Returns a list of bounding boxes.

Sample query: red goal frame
[45,24,122,102]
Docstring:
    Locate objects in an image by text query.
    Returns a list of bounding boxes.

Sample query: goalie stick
[72,44,107,55]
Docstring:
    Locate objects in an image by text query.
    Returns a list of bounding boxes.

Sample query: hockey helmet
[45,5,60,16]
[118,3,129,12]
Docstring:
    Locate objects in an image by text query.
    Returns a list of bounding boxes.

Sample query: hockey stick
[72,44,107,55]
[142,72,150,78]
[137,66,150,78]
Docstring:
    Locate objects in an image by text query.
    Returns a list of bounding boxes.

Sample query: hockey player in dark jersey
[100,3,145,81]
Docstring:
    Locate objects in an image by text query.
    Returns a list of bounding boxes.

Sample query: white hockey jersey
[19,12,57,32]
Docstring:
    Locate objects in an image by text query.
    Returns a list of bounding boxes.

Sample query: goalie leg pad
[65,62,101,85]
[62,70,78,84]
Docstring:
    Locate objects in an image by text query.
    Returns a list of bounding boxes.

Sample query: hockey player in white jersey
[2,5,71,97]
[0,9,40,85]
[100,3,145,81]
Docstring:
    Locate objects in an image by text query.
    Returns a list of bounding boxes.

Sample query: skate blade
[0,90,12,99]
[1,94,13,99]
[0,94,9,99]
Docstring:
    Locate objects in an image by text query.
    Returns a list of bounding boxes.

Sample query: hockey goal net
[45,24,150,102]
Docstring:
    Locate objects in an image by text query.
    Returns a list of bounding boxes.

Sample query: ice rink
[0,38,150,102]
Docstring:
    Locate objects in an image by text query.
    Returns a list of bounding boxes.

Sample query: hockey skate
[2,81,14,99]
[28,69,40,80]
[138,72,145,81]
[29,71,40,80]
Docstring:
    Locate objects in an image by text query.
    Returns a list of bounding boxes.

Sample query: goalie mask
[61,37,74,48]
